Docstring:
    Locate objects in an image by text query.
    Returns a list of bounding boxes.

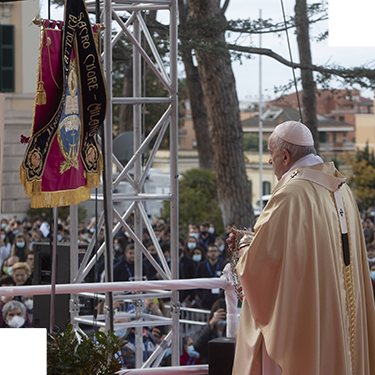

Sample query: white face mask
[189,233,198,239]
[218,245,225,252]
[187,242,196,250]
[0,296,6,302]
[208,227,215,234]
[192,254,202,262]
[24,299,33,310]
[8,315,25,328]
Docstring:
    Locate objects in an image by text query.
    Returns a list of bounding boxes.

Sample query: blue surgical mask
[1,223,6,229]
[187,243,196,250]
[1,234,5,241]
[192,254,202,262]
[57,235,62,242]
[7,266,12,276]
[114,328,128,339]
[163,348,172,358]
[208,227,215,234]
[13,230,20,235]
[114,245,120,252]
[187,345,200,358]
[190,233,198,239]
[217,320,226,327]
[371,271,375,281]
[218,245,225,252]
[16,241,25,248]
[89,228,95,233]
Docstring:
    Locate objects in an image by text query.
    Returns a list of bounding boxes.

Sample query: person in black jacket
[113,243,135,281]
[195,244,227,309]
[193,299,226,363]
[178,237,197,305]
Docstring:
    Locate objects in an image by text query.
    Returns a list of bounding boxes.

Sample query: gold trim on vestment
[342,197,355,375]
[331,191,356,374]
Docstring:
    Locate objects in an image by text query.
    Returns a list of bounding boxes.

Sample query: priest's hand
[226,228,237,252]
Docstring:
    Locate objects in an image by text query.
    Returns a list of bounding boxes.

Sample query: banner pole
[49,206,58,333]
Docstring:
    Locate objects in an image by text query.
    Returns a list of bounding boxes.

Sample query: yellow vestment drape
[233,162,375,375]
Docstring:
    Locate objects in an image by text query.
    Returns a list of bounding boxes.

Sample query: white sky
[39,0,375,102]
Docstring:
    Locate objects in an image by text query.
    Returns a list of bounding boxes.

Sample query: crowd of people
[2,208,374,367]
[0,214,234,366]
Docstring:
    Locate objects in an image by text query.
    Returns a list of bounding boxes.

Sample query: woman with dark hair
[113,236,128,265]
[190,246,206,267]
[193,298,226,363]
[185,236,199,257]
[10,234,29,262]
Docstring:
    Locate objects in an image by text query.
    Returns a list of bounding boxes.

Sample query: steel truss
[69,0,179,368]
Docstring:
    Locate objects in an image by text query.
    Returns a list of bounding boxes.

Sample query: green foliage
[344,143,375,210]
[162,169,224,237]
[27,205,87,223]
[243,134,268,152]
[47,323,127,375]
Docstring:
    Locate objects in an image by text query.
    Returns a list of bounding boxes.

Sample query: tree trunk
[187,0,254,228]
[179,0,214,169]
[295,0,319,151]
[118,64,133,133]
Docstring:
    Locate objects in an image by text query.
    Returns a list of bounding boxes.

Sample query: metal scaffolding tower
[69,0,179,368]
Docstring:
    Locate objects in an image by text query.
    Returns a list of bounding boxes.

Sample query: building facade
[1,1,40,216]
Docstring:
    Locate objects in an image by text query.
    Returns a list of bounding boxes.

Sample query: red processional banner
[20,0,107,208]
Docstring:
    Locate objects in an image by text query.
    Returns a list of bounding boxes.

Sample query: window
[263,181,271,195]
[0,25,15,92]
[319,132,326,143]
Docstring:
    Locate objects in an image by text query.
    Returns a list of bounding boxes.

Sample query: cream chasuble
[233,162,375,375]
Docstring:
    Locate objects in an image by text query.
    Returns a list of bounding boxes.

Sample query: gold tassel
[36,81,46,105]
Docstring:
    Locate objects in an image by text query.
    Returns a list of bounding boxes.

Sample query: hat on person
[273,121,314,146]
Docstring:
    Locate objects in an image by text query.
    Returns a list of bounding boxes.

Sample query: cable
[280,0,303,122]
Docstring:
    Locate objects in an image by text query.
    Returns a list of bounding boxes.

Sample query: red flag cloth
[20,0,106,208]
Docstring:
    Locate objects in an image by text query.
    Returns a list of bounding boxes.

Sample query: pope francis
[228,121,375,375]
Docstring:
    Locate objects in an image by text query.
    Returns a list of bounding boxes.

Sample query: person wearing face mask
[193,299,227,364]
[208,222,217,238]
[179,238,197,305]
[120,326,158,368]
[23,295,34,324]
[195,244,226,310]
[198,222,216,252]
[0,230,11,269]
[0,258,8,278]
[191,247,206,266]
[188,224,200,241]
[113,236,127,265]
[6,256,20,277]
[185,236,198,257]
[214,236,229,261]
[1,300,28,328]
[180,336,201,366]
[10,234,29,262]
[0,275,16,326]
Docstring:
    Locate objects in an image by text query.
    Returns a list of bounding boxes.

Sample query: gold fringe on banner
[19,166,42,197]
[86,154,103,189]
[29,186,91,208]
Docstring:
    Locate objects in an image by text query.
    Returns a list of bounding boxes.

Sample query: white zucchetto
[273,121,314,146]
